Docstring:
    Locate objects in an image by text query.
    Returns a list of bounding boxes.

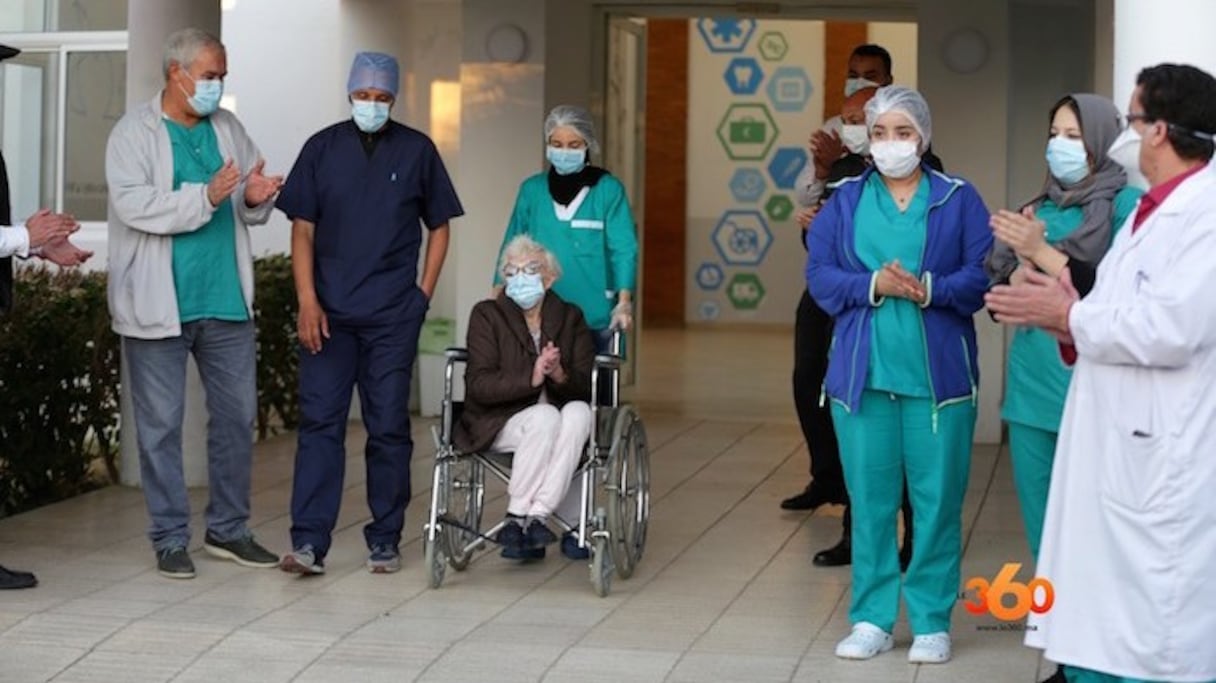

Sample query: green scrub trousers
[832,392,976,635]
[1065,666,1216,683]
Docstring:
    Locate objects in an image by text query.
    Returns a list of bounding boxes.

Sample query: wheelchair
[423,332,650,596]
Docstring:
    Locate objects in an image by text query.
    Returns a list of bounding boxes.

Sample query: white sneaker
[835,622,895,660]
[908,632,952,663]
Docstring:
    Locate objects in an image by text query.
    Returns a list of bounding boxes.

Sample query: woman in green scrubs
[495,105,638,352]
[807,86,993,664]
[986,94,1142,561]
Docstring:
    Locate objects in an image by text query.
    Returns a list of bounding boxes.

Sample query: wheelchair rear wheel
[605,405,650,579]
[438,458,484,571]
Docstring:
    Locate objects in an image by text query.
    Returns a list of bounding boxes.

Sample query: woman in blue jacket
[806,86,992,664]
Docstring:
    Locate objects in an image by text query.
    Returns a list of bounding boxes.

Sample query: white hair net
[544,105,600,157]
[865,85,932,151]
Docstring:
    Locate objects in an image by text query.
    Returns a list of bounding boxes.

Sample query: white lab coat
[1025,163,1216,681]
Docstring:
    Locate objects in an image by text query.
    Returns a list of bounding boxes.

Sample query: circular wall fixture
[486,23,529,63]
[941,28,989,74]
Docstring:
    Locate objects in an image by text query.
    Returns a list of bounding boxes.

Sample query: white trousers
[492,402,592,519]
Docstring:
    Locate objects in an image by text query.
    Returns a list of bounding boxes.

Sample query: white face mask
[845,77,882,98]
[840,124,870,156]
[870,140,921,178]
[1107,127,1149,190]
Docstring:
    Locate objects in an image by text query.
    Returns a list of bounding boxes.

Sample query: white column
[1112,0,1216,111]
[118,0,222,487]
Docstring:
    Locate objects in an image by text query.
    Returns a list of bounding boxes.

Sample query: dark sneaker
[812,537,851,567]
[496,520,527,559]
[560,532,590,561]
[157,546,196,579]
[0,563,37,589]
[367,544,401,574]
[781,484,847,511]
[203,533,279,568]
[279,545,325,576]
[524,519,558,548]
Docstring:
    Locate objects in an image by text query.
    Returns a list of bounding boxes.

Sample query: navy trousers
[290,312,424,557]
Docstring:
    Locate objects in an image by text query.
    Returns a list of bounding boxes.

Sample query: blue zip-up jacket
[806,164,993,414]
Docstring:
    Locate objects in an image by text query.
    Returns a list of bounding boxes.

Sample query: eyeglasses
[502,261,542,277]
[1122,112,1152,128]
[1122,113,1215,142]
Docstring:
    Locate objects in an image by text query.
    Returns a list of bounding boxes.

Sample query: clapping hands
[243,159,284,207]
[990,206,1048,261]
[531,341,565,387]
[874,259,927,304]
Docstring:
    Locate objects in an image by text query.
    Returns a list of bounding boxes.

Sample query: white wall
[868,21,918,87]
[221,0,346,260]
[453,0,546,351]
[917,0,1010,444]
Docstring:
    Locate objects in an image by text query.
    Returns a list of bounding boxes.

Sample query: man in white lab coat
[986,63,1216,683]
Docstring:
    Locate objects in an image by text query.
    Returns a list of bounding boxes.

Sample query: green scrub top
[1001,186,1142,431]
[164,117,247,323]
[854,172,932,398]
[496,173,638,331]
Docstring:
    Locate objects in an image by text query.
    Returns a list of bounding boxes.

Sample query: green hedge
[0,255,300,517]
[252,254,299,439]
[0,267,119,516]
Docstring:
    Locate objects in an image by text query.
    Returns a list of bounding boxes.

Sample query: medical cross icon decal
[696,18,757,54]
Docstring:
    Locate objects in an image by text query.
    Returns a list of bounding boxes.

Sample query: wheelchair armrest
[445,347,469,362]
[594,353,622,369]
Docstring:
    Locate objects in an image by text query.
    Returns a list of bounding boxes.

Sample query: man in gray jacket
[105,28,282,579]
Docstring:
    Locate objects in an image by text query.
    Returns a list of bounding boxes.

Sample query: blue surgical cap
[347,51,399,98]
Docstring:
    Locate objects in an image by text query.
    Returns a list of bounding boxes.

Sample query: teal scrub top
[496,173,638,331]
[854,172,932,398]
[1001,186,1142,431]
[164,118,247,323]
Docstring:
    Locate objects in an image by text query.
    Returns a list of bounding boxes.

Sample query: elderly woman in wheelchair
[453,235,596,561]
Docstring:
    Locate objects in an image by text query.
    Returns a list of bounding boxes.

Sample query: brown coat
[453,291,595,453]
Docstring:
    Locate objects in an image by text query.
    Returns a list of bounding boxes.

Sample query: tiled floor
[0,328,1052,682]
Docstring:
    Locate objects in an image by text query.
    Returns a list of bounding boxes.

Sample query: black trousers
[793,289,913,541]
[793,290,842,491]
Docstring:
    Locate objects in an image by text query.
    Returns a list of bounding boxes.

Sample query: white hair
[163,28,224,78]
[499,235,562,281]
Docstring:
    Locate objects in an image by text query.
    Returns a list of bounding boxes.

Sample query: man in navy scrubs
[276,51,463,575]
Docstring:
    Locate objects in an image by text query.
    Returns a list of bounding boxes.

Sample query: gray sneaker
[367,544,401,574]
[203,533,279,568]
[157,546,196,579]
[279,545,325,576]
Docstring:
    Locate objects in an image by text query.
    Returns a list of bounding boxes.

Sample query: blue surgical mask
[505,272,545,310]
[547,146,586,175]
[352,100,390,133]
[1045,136,1090,185]
[844,77,881,98]
[181,73,223,117]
